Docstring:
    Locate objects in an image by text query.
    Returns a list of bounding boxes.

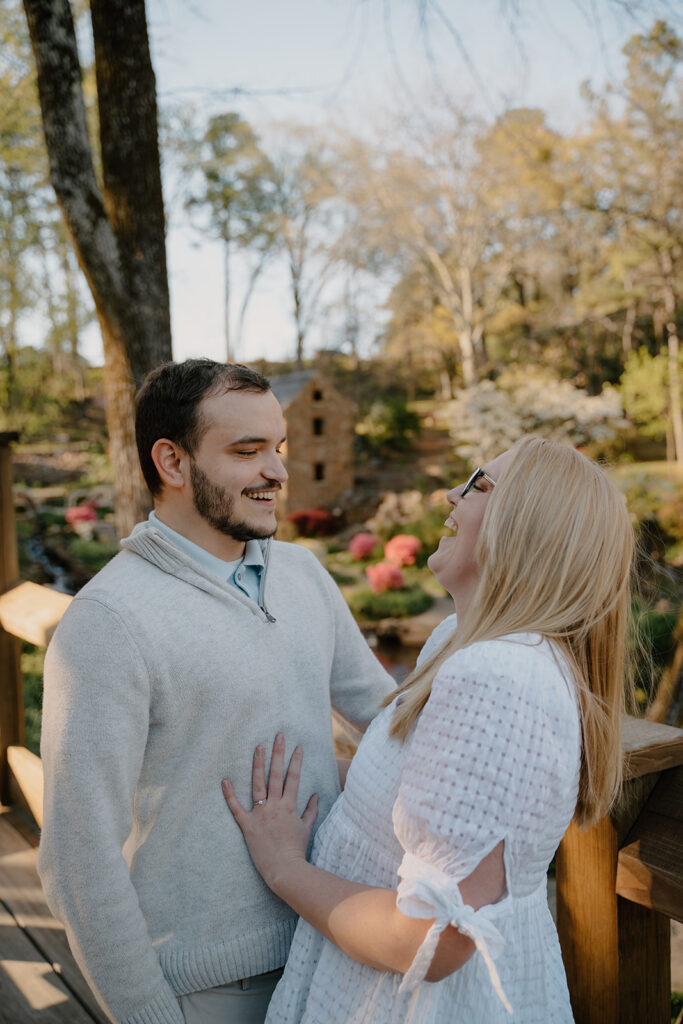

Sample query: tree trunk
[667,327,683,464]
[6,274,19,411]
[60,241,86,401]
[647,604,683,726]
[99,318,152,538]
[622,303,636,354]
[292,270,304,368]
[658,251,683,464]
[224,237,231,363]
[420,241,477,387]
[23,0,172,537]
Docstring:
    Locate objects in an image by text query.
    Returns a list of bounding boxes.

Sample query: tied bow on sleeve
[396,852,513,1014]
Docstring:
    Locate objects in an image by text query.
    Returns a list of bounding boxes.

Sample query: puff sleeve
[392,640,561,1012]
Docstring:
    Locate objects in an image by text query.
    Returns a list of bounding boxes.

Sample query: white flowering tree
[437,369,629,465]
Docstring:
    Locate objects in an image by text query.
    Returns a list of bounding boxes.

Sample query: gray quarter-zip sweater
[38,522,394,1024]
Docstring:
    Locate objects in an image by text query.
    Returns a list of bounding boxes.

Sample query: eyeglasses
[460,467,497,498]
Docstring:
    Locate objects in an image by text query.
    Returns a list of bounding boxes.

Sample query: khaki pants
[178,969,283,1024]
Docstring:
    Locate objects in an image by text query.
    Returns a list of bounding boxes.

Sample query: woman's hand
[222,733,319,891]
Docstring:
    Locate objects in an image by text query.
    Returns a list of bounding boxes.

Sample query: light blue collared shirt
[149,511,264,604]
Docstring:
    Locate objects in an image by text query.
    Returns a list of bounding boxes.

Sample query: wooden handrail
[0,581,72,646]
[0,434,24,805]
[622,715,683,779]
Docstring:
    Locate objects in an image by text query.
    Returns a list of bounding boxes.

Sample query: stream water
[24,536,79,594]
[366,633,421,684]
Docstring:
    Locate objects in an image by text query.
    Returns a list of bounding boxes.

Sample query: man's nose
[265,452,288,483]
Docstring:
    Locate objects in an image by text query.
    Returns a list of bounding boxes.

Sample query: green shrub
[356,397,421,454]
[329,570,357,585]
[671,991,683,1024]
[630,598,680,707]
[613,467,683,564]
[22,644,45,755]
[348,585,434,620]
[66,536,119,574]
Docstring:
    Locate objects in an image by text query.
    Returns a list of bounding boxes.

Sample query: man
[39,359,394,1024]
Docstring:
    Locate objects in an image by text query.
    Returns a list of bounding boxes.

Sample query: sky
[76,0,681,366]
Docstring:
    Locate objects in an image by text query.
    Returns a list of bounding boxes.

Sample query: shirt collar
[148,511,264,578]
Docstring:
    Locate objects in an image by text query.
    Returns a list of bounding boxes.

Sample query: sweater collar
[121,520,270,592]
[147,511,265,580]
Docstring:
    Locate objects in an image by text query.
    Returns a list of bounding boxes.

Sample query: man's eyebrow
[227,435,287,446]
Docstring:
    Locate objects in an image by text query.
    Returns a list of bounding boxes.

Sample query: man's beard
[190,460,279,542]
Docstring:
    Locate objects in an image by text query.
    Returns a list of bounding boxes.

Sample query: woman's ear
[150,438,188,492]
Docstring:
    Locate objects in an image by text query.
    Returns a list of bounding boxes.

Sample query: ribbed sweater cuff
[124,983,185,1024]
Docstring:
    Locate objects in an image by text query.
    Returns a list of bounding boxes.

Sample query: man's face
[187,388,288,543]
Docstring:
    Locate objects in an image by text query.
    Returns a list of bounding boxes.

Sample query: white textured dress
[266,616,581,1023]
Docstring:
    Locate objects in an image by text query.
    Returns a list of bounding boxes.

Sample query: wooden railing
[0,433,71,824]
[557,718,683,1023]
[1,433,682,1023]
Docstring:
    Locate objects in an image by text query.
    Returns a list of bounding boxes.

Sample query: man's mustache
[242,482,283,496]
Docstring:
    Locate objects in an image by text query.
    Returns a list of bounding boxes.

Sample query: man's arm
[317,564,395,732]
[39,598,185,1024]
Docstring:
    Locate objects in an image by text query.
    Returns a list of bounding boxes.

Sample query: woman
[222,437,634,1023]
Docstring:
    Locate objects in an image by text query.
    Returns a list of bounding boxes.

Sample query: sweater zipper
[258,542,276,623]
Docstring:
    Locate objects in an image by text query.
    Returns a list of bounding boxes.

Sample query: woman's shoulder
[437,633,576,708]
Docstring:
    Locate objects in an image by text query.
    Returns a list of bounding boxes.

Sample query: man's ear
[151,439,188,492]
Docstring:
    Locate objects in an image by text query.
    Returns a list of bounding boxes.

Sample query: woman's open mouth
[444,513,458,534]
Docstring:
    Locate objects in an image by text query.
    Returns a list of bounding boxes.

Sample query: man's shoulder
[269,539,325,573]
[69,546,160,611]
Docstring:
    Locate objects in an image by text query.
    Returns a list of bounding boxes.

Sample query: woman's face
[428,450,514,603]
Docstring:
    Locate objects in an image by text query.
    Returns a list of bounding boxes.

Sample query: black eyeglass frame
[460,467,497,498]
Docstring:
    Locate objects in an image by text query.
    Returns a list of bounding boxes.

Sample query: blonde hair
[387,436,634,827]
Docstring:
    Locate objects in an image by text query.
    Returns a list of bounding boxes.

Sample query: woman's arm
[222,735,505,981]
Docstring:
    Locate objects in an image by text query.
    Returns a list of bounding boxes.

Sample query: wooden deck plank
[0,906,95,1023]
[0,817,109,1023]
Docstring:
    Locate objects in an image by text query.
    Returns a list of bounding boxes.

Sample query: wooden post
[556,718,683,1024]
[556,817,619,1024]
[0,432,24,804]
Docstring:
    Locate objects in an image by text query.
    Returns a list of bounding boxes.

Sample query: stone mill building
[269,371,356,513]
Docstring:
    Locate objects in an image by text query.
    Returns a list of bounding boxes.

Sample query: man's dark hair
[135,359,271,496]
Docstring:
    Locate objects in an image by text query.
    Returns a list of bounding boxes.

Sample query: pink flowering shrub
[365,561,404,594]
[348,532,380,560]
[285,508,336,537]
[384,534,421,567]
[65,504,98,525]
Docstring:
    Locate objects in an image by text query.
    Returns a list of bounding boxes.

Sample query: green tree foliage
[0,0,47,406]
[321,22,683,420]
[620,346,681,450]
[579,21,683,456]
